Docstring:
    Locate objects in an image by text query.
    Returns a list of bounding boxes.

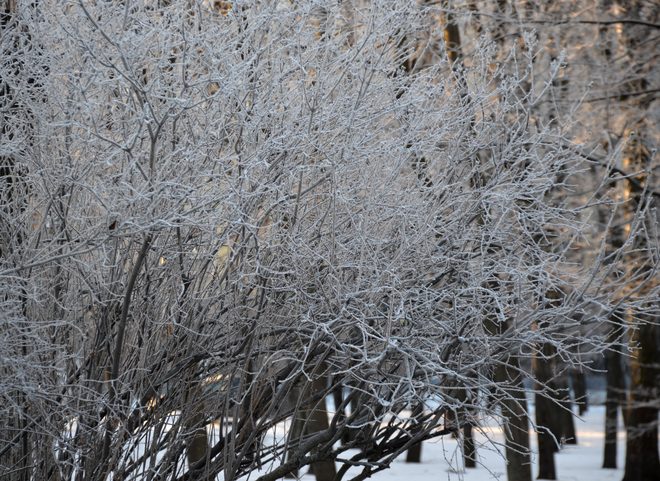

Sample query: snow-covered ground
[113,403,628,481]
[295,405,626,481]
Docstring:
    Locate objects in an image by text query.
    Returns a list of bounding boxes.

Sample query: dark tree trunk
[556,374,577,445]
[184,367,209,469]
[602,397,619,469]
[497,362,532,481]
[187,420,209,468]
[621,123,659,481]
[570,369,588,416]
[622,319,659,481]
[405,440,423,463]
[603,311,625,469]
[535,398,557,480]
[501,395,532,481]
[534,341,558,480]
[546,400,563,451]
[482,287,531,481]
[461,384,478,469]
[463,423,476,468]
[406,403,424,463]
[307,376,336,481]
[284,369,336,481]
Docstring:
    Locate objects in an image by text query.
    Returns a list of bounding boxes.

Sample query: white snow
[294,405,626,481]
[102,404,630,481]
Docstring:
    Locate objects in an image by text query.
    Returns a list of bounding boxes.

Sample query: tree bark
[534,340,558,480]
[556,374,577,445]
[406,403,424,463]
[186,415,209,468]
[621,120,659,481]
[570,369,588,416]
[622,318,659,481]
[535,397,557,480]
[284,374,336,481]
[405,439,423,463]
[603,311,625,469]
[497,363,532,481]
[463,423,476,468]
[307,376,336,481]
[184,365,209,471]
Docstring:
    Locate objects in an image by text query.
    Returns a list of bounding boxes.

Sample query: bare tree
[1,2,656,481]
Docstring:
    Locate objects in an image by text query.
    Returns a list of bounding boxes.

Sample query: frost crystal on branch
[1,2,657,481]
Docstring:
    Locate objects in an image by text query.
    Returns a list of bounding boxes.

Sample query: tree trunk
[405,440,423,463]
[307,376,336,481]
[186,416,209,468]
[501,395,532,481]
[463,423,476,468]
[556,374,577,445]
[622,319,659,481]
[570,369,588,416]
[284,373,335,481]
[602,395,619,469]
[535,397,557,480]
[497,363,532,481]
[621,120,659,481]
[534,341,558,480]
[461,385,477,469]
[406,403,424,463]
[603,311,625,469]
[184,371,209,470]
